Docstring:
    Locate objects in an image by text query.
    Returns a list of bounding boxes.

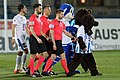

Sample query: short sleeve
[12,17,18,24]
[77,26,84,38]
[49,24,54,30]
[29,16,35,27]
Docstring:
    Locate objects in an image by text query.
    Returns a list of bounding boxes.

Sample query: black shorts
[29,35,47,54]
[43,38,53,51]
[52,40,64,56]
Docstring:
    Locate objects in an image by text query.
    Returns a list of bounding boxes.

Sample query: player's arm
[49,23,56,50]
[40,27,49,40]
[30,26,42,43]
[26,25,30,36]
[50,29,56,50]
[26,22,30,36]
[11,24,16,45]
[63,30,74,38]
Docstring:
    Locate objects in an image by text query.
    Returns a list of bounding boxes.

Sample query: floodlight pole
[38,0,43,17]
[4,0,8,52]
[38,0,42,5]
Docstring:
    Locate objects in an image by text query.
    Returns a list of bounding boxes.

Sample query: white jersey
[75,25,94,54]
[12,14,27,51]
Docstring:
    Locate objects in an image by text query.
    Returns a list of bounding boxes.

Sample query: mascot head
[75,8,99,35]
[59,3,74,21]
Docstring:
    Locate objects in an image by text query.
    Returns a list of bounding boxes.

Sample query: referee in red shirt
[42,9,75,77]
[40,5,53,52]
[28,4,48,77]
[40,5,54,73]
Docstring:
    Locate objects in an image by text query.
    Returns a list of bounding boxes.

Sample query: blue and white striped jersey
[75,25,94,54]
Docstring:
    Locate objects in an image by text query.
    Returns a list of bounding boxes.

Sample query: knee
[60,53,66,59]
[50,54,57,60]
[30,54,36,59]
[18,51,23,56]
[42,52,49,58]
[24,48,28,54]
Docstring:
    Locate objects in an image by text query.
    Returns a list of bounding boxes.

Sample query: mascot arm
[78,36,86,50]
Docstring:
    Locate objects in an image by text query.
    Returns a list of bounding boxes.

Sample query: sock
[35,56,45,70]
[35,55,39,61]
[30,58,34,75]
[27,55,39,69]
[21,53,27,67]
[48,67,52,72]
[15,55,21,70]
[43,58,53,72]
[61,59,69,73]
[52,56,61,66]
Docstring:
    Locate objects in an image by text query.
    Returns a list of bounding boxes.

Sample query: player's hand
[11,39,15,45]
[47,38,52,42]
[53,45,57,50]
[72,37,77,42]
[37,38,42,43]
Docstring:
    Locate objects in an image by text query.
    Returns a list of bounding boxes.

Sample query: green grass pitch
[0,50,120,80]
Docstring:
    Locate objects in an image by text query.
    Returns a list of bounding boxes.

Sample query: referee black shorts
[43,37,53,51]
[52,40,64,56]
[29,35,47,54]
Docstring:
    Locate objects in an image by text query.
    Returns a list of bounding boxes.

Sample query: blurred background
[0,0,120,19]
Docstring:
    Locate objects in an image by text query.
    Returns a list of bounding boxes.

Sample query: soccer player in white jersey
[12,4,28,74]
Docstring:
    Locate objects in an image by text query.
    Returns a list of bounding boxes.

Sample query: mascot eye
[71,10,73,13]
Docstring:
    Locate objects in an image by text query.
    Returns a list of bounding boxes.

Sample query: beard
[59,16,63,19]
[37,12,41,14]
[23,10,27,14]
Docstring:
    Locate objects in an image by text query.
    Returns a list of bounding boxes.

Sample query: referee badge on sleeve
[29,21,34,25]
[49,24,54,28]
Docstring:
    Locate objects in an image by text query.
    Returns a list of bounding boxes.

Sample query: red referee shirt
[49,19,66,40]
[29,14,42,36]
[40,15,50,36]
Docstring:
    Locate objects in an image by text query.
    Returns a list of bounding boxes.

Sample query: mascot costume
[68,8,102,76]
[59,3,77,64]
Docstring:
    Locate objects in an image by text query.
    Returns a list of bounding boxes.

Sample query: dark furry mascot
[68,8,102,76]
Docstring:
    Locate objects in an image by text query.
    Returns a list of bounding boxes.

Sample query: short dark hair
[33,4,42,9]
[55,9,64,14]
[43,5,50,10]
[17,4,25,12]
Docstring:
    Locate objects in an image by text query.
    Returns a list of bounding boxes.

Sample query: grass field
[0,50,120,80]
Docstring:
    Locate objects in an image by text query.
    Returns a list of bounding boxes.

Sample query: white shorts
[15,34,27,51]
